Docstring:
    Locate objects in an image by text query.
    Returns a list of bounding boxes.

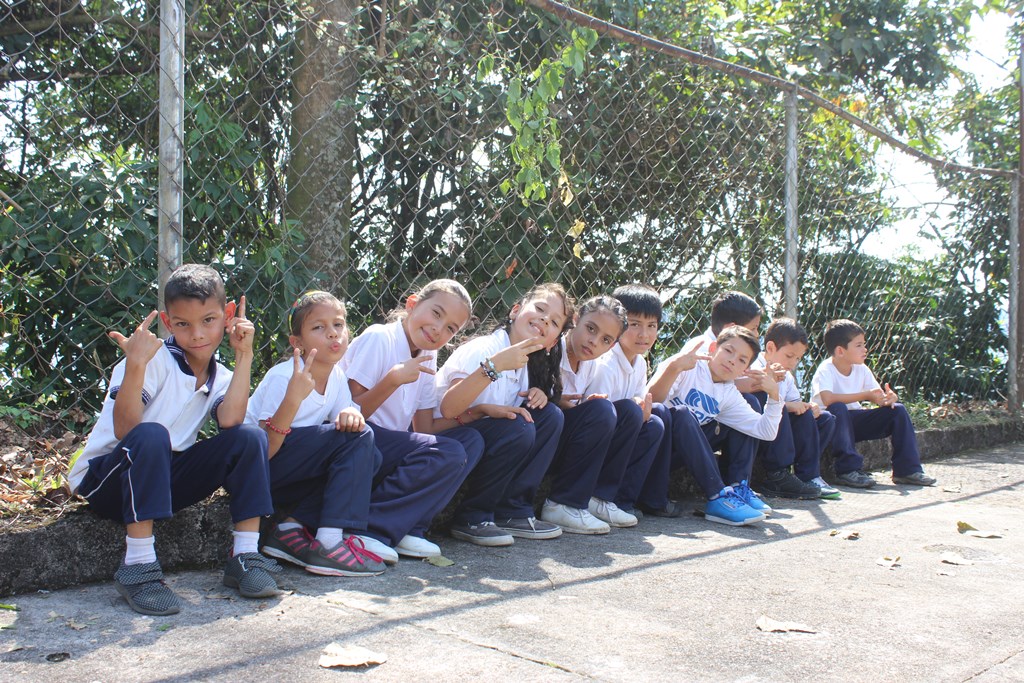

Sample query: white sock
[277,521,303,532]
[315,527,345,549]
[124,535,157,566]
[232,530,260,556]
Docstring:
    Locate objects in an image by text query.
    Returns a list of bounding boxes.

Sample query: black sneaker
[222,552,282,598]
[892,471,937,486]
[637,500,687,518]
[760,470,822,499]
[835,470,877,488]
[496,516,563,540]
[450,521,514,546]
[114,561,181,616]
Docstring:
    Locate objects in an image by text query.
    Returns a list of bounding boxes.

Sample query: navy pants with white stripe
[365,424,483,546]
[825,402,923,477]
[79,422,273,525]
[642,406,729,503]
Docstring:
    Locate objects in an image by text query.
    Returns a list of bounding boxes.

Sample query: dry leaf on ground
[956,521,1002,538]
[829,529,860,540]
[425,555,454,567]
[876,556,901,569]
[318,642,387,669]
[755,615,816,633]
[940,551,974,565]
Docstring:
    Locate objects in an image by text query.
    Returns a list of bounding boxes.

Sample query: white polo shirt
[435,329,528,415]
[70,338,231,493]
[559,337,597,398]
[655,359,783,440]
[810,359,880,409]
[588,344,647,402]
[342,321,436,432]
[246,360,355,428]
[687,327,717,354]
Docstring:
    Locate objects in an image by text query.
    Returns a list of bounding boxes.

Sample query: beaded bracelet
[263,418,292,436]
[453,410,471,426]
[479,358,500,382]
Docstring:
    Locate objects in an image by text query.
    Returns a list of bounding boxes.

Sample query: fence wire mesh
[0,0,1015,441]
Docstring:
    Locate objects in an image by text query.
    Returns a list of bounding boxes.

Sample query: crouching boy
[68,264,279,616]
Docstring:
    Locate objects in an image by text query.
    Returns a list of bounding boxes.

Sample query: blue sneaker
[733,480,773,516]
[704,488,765,526]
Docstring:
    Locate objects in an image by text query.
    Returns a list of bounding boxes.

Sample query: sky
[866,11,1016,259]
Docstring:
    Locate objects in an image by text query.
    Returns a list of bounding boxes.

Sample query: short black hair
[765,318,808,348]
[823,319,865,356]
[716,325,760,367]
[611,284,662,323]
[164,264,226,308]
[710,290,761,335]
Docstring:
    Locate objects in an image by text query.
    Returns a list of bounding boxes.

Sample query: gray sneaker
[114,561,181,616]
[450,521,514,547]
[496,516,563,540]
[835,470,877,488]
[222,552,282,598]
[892,471,937,486]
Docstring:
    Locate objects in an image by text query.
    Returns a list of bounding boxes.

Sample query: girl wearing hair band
[341,279,485,562]
[434,283,572,546]
[245,291,386,577]
[542,295,643,533]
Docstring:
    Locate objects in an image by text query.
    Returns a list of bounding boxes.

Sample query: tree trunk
[286,0,360,291]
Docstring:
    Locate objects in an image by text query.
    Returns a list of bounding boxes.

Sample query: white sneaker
[395,535,441,558]
[809,476,842,500]
[348,534,399,565]
[588,497,639,528]
[540,499,610,535]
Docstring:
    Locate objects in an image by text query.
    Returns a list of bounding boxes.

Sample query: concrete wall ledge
[4,416,1022,597]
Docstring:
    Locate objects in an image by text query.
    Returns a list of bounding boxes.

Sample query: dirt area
[0,416,83,534]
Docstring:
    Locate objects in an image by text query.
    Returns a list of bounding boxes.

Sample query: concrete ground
[2,444,1023,682]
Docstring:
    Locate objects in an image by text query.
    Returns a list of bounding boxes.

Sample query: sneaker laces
[343,535,384,564]
[732,480,756,503]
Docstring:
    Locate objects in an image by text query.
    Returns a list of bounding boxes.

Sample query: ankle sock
[124,535,157,566]
[232,530,260,556]
[315,527,345,549]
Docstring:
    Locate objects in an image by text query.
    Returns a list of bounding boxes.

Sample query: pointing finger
[140,310,159,330]
[236,295,246,320]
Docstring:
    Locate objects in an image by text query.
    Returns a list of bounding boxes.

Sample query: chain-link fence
[0,0,1017,439]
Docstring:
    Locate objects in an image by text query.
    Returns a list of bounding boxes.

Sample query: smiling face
[708,337,756,382]
[403,291,471,353]
[289,302,349,365]
[568,309,623,363]
[161,297,227,368]
[619,313,659,361]
[508,291,568,350]
[765,340,807,373]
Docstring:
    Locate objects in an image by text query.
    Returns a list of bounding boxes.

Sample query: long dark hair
[499,283,575,403]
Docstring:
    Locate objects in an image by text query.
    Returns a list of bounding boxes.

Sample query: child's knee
[125,422,171,449]
[614,399,643,429]
[225,423,269,453]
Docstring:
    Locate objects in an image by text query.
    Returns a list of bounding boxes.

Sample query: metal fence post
[784,90,799,319]
[157,0,186,318]
[1010,179,1020,412]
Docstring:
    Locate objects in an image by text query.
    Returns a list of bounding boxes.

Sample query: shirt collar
[165,336,218,391]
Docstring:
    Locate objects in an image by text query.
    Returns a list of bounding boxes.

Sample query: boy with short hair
[646,325,780,525]
[757,318,839,500]
[587,285,669,518]
[69,264,279,616]
[689,290,762,353]
[810,319,936,488]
